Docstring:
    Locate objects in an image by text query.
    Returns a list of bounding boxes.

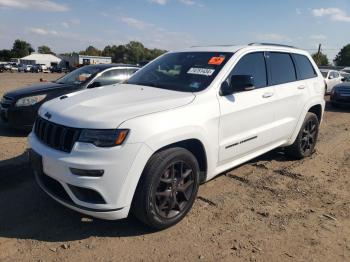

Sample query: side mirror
[87,81,102,88]
[328,75,334,80]
[220,81,234,96]
[341,77,346,82]
[220,75,255,96]
[231,75,255,92]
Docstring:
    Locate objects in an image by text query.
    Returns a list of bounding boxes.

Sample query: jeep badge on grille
[44,112,52,119]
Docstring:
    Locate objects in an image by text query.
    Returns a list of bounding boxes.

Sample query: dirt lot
[0,72,349,262]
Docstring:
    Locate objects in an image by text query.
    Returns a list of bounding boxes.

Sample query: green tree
[0,49,13,61]
[125,41,146,64]
[38,45,54,54]
[334,44,350,66]
[312,52,329,66]
[11,39,34,58]
[79,46,101,56]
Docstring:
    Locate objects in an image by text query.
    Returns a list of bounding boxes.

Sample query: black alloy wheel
[153,161,195,219]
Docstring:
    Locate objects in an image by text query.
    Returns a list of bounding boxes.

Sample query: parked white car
[29,44,325,229]
[321,69,344,94]
[18,64,33,73]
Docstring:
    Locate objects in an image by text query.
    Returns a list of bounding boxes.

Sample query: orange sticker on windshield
[208,57,225,65]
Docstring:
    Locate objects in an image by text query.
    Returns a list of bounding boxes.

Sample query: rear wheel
[132,147,200,229]
[286,112,319,159]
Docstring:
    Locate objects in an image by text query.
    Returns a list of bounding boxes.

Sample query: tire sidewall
[296,113,319,157]
[145,149,200,229]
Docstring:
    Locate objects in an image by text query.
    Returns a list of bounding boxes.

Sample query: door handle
[298,85,306,90]
[262,92,274,98]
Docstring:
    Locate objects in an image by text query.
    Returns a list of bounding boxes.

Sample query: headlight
[78,129,129,147]
[15,94,46,107]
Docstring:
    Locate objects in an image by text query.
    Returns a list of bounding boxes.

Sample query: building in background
[59,54,112,68]
[20,53,62,67]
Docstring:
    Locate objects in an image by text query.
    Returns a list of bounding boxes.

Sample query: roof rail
[190,44,238,48]
[248,43,297,49]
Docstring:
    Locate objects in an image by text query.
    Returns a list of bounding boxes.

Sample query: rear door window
[293,54,317,80]
[268,52,297,85]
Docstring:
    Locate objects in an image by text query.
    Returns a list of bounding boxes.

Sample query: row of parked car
[0,63,68,73]
[0,63,140,129]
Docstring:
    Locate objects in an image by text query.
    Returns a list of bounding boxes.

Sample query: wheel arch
[153,138,208,183]
[308,104,323,123]
[288,100,325,146]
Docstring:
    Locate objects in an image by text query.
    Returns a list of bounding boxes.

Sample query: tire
[286,112,319,159]
[132,147,200,229]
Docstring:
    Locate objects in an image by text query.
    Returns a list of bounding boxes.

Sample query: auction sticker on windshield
[187,68,215,76]
[208,56,225,65]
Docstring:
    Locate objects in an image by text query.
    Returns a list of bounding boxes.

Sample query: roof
[20,53,61,61]
[84,63,139,69]
[177,43,309,55]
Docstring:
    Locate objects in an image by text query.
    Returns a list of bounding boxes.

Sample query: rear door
[267,52,310,142]
[218,52,277,163]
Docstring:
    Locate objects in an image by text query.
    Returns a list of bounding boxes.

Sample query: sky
[0,0,350,60]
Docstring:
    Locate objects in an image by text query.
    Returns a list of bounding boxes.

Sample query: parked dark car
[0,64,4,73]
[330,83,350,107]
[0,64,139,130]
[30,64,41,73]
[50,66,69,73]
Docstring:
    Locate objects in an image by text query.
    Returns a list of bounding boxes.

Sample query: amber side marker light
[115,130,129,145]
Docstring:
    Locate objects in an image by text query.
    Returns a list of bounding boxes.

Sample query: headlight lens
[78,129,129,147]
[15,94,46,107]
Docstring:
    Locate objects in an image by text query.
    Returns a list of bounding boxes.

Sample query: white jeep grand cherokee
[29,44,325,229]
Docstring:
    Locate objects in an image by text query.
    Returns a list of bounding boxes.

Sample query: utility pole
[316,44,322,65]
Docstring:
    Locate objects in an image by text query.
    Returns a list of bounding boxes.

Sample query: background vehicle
[321,69,344,94]
[18,64,33,73]
[50,66,68,73]
[0,64,139,130]
[340,72,350,82]
[330,82,350,107]
[28,44,325,229]
[0,64,4,73]
[30,64,41,73]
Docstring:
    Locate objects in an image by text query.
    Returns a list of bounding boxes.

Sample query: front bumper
[28,132,153,220]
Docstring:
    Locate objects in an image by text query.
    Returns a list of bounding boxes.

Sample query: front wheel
[132,147,200,229]
[286,112,319,159]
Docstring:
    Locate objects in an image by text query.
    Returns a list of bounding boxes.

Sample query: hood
[39,84,195,129]
[335,82,350,89]
[4,82,75,99]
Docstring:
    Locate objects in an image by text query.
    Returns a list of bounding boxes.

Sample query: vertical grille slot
[34,117,80,153]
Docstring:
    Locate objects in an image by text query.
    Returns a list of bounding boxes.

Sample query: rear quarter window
[293,54,317,80]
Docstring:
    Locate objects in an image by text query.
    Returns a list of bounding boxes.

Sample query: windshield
[126,52,233,92]
[55,66,102,85]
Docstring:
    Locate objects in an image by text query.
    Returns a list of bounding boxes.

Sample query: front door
[218,52,277,164]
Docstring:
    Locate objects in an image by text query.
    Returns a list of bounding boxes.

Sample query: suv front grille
[337,87,350,94]
[34,117,81,153]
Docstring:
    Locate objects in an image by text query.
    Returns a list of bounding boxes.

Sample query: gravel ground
[0,72,349,262]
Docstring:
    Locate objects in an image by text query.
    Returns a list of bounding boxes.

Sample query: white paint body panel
[29,45,325,220]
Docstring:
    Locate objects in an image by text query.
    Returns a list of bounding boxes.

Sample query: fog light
[70,168,104,177]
